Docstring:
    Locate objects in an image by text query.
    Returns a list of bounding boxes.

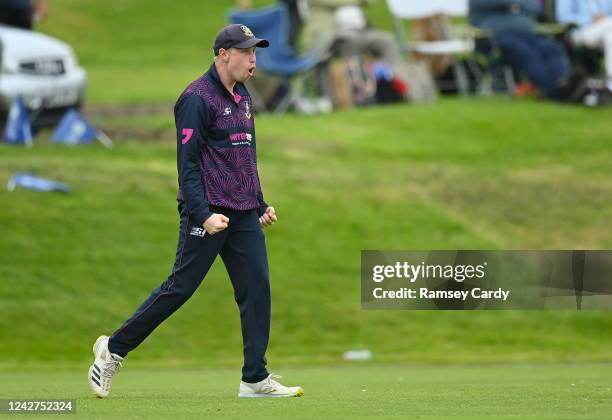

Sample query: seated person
[0,0,46,30]
[279,0,308,48]
[556,0,612,90]
[0,0,33,29]
[302,0,402,72]
[299,0,407,106]
[469,0,580,101]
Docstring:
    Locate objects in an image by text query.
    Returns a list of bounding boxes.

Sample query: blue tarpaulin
[7,173,71,193]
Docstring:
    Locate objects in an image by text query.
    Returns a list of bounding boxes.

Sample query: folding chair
[543,0,604,77]
[229,4,323,114]
[386,0,477,94]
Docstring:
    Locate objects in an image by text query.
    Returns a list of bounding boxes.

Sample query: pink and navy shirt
[174,64,268,226]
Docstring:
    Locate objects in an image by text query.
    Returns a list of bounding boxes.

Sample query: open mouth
[248,67,255,77]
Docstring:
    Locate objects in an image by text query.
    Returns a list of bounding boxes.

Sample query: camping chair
[229,4,323,114]
[541,0,604,77]
[386,0,477,95]
[472,30,518,95]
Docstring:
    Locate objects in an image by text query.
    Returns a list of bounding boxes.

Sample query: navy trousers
[496,31,570,98]
[108,204,271,383]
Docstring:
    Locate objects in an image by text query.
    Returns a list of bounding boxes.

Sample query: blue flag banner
[51,110,113,148]
[51,109,97,144]
[7,173,71,193]
[2,96,33,146]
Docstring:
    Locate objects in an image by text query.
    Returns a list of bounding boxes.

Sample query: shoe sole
[88,335,109,398]
[238,388,304,398]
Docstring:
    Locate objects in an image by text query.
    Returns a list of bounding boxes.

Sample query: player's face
[227,47,256,83]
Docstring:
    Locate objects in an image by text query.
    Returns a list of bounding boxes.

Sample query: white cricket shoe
[238,374,304,398]
[87,335,123,398]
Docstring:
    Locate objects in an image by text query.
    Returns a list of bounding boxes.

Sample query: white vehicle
[0,24,87,129]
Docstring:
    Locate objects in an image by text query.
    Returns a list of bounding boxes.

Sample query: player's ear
[218,48,230,62]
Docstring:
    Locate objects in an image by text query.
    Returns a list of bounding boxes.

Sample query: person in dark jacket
[0,0,47,29]
[470,0,581,100]
[87,24,304,399]
[280,0,307,48]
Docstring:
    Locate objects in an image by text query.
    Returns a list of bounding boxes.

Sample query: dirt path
[84,103,175,142]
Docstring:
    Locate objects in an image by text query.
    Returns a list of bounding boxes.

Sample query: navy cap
[213,24,269,55]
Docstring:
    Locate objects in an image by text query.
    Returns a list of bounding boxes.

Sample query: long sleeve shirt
[174,63,268,227]
[556,0,612,27]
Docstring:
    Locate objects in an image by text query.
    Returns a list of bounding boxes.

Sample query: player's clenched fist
[203,213,229,234]
[259,207,277,228]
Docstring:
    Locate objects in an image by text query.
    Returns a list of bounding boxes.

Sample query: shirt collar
[207,63,247,104]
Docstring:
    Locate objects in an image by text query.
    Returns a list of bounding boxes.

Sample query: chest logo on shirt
[244,102,251,119]
[229,132,252,144]
[181,128,194,145]
[224,107,232,116]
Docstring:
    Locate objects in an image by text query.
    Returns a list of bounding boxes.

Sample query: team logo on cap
[240,25,254,38]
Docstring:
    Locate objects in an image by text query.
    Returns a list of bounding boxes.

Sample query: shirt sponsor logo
[229,132,252,143]
[224,107,232,116]
[190,227,206,237]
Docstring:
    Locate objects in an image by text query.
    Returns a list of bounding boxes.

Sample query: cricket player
[88,24,303,399]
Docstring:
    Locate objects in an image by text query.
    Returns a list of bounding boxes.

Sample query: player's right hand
[203,213,229,235]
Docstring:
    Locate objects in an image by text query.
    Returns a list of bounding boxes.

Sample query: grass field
[3,364,612,419]
[2,1,612,418]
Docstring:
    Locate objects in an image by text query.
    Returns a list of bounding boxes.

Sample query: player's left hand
[259,207,277,228]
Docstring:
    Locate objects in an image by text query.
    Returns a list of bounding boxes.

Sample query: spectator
[296,0,409,108]
[0,0,47,30]
[237,0,305,48]
[302,0,402,70]
[279,0,308,48]
[33,0,46,23]
[557,0,612,90]
[469,0,581,101]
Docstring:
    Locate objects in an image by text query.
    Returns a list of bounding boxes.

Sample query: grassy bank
[1,99,611,367]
